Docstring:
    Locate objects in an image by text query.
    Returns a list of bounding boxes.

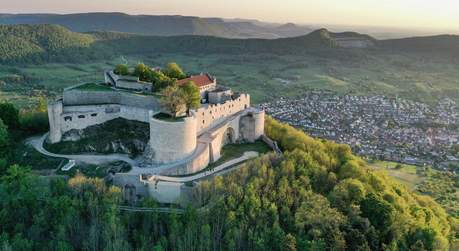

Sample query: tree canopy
[114,64,129,75]
[0,102,19,129]
[180,81,201,116]
[163,62,186,79]
[160,81,202,117]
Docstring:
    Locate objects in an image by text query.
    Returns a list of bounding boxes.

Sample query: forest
[0,102,457,250]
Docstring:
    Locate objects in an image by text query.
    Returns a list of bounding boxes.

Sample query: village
[260,91,459,172]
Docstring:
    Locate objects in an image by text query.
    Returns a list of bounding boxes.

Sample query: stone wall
[47,100,63,143]
[116,80,152,92]
[158,142,210,175]
[48,89,161,144]
[195,94,250,133]
[149,116,197,164]
[239,110,265,142]
[63,89,160,110]
[63,90,121,106]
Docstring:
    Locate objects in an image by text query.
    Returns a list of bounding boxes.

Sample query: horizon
[2,0,459,32]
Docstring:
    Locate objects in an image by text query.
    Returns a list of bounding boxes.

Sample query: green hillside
[0,24,96,63]
[0,116,457,250]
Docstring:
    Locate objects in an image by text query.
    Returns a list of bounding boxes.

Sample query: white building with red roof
[176,73,217,96]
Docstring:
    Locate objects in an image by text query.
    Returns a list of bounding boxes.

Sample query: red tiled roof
[177,74,214,88]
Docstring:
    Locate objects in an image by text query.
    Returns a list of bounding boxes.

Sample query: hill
[0,24,99,63]
[0,12,313,39]
[0,116,456,250]
[0,25,358,64]
[378,34,459,54]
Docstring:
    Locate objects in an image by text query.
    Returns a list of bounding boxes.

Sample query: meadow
[368,160,459,217]
[2,51,459,109]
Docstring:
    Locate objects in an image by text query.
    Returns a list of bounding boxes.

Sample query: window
[64,116,72,121]
[202,120,205,124]
[78,115,85,119]
[91,113,98,117]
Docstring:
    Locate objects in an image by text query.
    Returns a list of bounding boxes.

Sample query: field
[367,160,424,190]
[368,160,459,217]
[2,51,459,109]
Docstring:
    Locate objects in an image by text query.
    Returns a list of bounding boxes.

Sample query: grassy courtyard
[71,82,114,91]
[207,140,273,169]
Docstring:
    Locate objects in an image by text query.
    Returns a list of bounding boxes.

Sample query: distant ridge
[0,12,313,39]
[1,24,458,64]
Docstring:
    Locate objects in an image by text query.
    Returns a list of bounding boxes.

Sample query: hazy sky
[3,0,459,30]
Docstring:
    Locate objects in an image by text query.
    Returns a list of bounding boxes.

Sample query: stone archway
[222,127,236,146]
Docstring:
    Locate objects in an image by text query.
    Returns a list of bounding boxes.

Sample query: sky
[2,0,459,30]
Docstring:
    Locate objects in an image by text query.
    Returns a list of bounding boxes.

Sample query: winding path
[152,151,259,183]
[27,133,138,166]
[28,134,260,180]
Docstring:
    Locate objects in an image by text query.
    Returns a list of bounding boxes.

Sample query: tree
[360,193,394,234]
[150,70,174,91]
[0,103,19,129]
[114,64,129,75]
[0,119,8,149]
[160,84,186,118]
[163,62,185,79]
[133,63,150,81]
[179,81,201,116]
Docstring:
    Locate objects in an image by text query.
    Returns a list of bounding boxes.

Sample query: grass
[3,52,459,108]
[367,160,424,190]
[170,140,273,177]
[72,83,114,91]
[368,160,459,217]
[207,140,272,170]
[12,143,66,171]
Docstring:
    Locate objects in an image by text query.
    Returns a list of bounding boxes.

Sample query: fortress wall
[59,104,152,133]
[159,142,210,176]
[252,110,265,140]
[48,100,63,143]
[147,181,183,204]
[239,110,265,143]
[118,92,160,110]
[50,89,161,138]
[63,90,121,106]
[195,94,250,133]
[149,116,197,164]
[60,104,121,132]
[113,174,149,200]
[120,106,151,123]
[116,80,152,92]
[63,89,160,110]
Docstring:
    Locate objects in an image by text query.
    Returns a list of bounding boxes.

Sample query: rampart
[149,115,198,164]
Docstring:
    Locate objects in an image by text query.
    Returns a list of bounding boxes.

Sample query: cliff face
[44,118,149,157]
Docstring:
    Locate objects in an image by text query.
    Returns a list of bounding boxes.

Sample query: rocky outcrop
[45,118,149,157]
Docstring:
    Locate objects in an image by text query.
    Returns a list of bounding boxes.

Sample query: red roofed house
[176,73,217,97]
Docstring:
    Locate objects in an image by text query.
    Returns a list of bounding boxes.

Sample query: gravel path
[27,133,138,166]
